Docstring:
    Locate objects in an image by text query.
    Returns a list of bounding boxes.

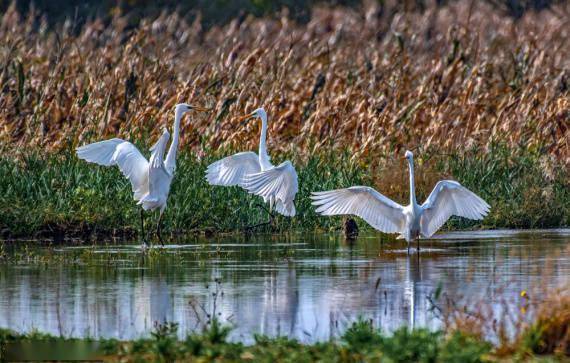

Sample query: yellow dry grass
[444,288,570,358]
[438,244,570,358]
[0,1,568,165]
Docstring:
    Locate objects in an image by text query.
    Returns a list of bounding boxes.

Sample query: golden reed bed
[0,1,567,165]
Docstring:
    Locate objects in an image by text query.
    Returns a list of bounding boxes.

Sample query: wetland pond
[0,229,568,344]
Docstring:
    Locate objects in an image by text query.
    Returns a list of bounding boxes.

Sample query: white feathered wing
[205,152,261,187]
[76,138,149,201]
[311,186,406,233]
[420,180,490,237]
[242,161,298,216]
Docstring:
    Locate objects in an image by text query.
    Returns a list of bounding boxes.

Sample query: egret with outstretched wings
[206,108,298,225]
[76,103,209,247]
[311,150,490,251]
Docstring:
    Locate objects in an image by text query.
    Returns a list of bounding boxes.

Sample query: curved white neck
[258,114,270,167]
[164,108,183,172]
[408,158,417,206]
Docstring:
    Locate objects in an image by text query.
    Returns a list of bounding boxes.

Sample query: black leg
[156,212,165,246]
[244,203,274,231]
[140,209,146,244]
[256,202,276,225]
[417,238,420,252]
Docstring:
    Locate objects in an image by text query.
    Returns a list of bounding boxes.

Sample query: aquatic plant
[0,316,558,362]
[341,318,383,352]
[0,145,567,239]
[428,278,570,360]
[517,292,570,357]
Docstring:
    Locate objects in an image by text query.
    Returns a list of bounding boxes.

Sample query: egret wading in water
[76,103,209,247]
[206,108,298,228]
[311,150,490,252]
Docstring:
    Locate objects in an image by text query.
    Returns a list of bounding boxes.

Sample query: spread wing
[76,138,149,200]
[205,151,261,187]
[311,186,406,233]
[242,161,298,217]
[420,180,490,238]
[147,130,172,200]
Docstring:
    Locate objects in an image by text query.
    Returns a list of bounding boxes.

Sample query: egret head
[404,150,413,161]
[175,103,210,115]
[238,107,267,124]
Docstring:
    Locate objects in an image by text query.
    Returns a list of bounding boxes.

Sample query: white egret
[311,150,490,251]
[76,103,209,246]
[205,108,298,226]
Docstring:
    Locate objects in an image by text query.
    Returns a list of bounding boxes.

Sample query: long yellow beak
[238,112,256,124]
[191,105,210,112]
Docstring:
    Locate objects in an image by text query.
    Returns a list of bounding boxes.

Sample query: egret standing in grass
[206,108,298,226]
[311,150,490,251]
[76,103,209,246]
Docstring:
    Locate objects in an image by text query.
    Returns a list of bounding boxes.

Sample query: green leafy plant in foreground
[3,317,564,362]
[3,292,569,363]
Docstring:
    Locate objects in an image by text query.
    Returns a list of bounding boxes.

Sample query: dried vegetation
[0,1,568,165]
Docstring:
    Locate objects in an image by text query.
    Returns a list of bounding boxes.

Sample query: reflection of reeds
[0,1,567,166]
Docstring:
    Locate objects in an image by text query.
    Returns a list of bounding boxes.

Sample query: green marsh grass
[0,145,567,239]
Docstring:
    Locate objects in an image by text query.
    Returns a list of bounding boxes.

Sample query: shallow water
[0,229,568,343]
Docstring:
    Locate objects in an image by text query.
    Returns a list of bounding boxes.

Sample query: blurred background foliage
[4,0,358,28]
[1,0,566,28]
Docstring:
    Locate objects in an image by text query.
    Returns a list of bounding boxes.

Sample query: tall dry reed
[0,1,567,165]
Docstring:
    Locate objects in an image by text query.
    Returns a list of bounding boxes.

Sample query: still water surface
[0,229,568,343]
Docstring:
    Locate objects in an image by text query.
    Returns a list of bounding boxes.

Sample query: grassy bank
[0,323,493,362]
[0,145,567,239]
[1,308,568,362]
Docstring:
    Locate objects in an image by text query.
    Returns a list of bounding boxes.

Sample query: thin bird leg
[243,203,274,231]
[140,209,147,245]
[244,219,271,232]
[417,238,420,252]
[156,212,165,246]
[256,202,275,224]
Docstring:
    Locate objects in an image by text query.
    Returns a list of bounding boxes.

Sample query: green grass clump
[0,145,567,239]
[0,319,527,362]
[441,145,569,229]
[340,319,491,363]
[3,314,569,361]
